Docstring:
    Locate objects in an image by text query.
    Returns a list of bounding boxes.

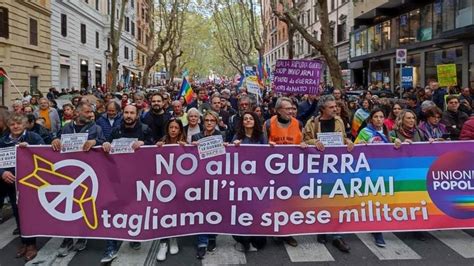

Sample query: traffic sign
[396,49,407,64]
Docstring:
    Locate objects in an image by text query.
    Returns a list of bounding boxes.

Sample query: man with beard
[226,95,252,142]
[51,102,106,257]
[141,93,170,142]
[99,104,153,263]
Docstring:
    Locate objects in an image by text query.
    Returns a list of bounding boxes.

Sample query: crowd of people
[0,80,473,263]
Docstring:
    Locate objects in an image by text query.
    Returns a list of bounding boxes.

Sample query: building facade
[262,0,289,68]
[135,0,152,85]
[51,0,108,91]
[293,0,353,86]
[349,0,474,89]
[0,0,52,105]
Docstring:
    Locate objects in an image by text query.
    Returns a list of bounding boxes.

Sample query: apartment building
[0,0,52,105]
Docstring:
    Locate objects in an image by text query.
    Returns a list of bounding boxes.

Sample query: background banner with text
[16,143,474,240]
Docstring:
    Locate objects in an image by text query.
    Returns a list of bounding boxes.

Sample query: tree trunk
[109,0,128,92]
[287,24,295,59]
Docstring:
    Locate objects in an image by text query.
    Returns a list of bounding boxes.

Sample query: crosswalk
[0,216,473,265]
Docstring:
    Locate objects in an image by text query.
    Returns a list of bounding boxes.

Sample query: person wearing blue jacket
[51,102,106,257]
[0,113,44,261]
[95,101,123,140]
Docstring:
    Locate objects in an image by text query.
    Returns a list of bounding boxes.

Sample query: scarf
[399,125,416,140]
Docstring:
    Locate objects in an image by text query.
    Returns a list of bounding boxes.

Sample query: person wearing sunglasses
[191,110,223,259]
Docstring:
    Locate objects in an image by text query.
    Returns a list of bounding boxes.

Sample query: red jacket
[460,116,474,140]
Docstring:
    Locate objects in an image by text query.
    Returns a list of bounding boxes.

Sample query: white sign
[197,135,226,160]
[0,146,16,169]
[110,138,138,154]
[246,79,260,95]
[396,49,407,64]
[60,133,88,153]
[317,132,344,146]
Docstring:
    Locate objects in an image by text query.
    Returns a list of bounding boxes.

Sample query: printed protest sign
[110,138,138,154]
[60,133,88,153]
[0,146,16,169]
[197,135,226,159]
[317,132,344,146]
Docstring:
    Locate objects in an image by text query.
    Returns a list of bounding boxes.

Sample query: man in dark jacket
[0,113,44,261]
[51,102,106,257]
[26,114,53,144]
[95,101,123,140]
[99,104,152,263]
[441,95,469,140]
[141,93,170,143]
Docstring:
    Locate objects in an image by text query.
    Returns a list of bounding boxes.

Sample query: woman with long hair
[232,111,267,145]
[355,109,401,248]
[389,109,426,143]
[155,118,186,261]
[384,102,403,132]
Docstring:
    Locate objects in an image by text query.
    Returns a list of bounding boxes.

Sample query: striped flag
[179,77,193,104]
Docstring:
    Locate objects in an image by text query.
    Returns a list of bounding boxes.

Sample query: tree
[270,0,344,89]
[109,0,129,92]
[141,0,189,87]
[212,0,258,74]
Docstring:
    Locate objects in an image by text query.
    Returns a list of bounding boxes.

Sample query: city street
[1,213,474,265]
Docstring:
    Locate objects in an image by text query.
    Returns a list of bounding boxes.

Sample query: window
[131,21,135,37]
[337,21,347,42]
[131,0,134,8]
[442,0,455,31]
[0,7,9,39]
[331,0,335,11]
[125,17,129,32]
[95,0,99,10]
[95,31,99,49]
[29,18,38,46]
[456,0,473,28]
[409,9,420,43]
[433,0,442,37]
[107,37,110,51]
[399,14,409,45]
[142,8,145,19]
[138,28,142,42]
[107,0,111,15]
[85,0,88,3]
[131,50,133,61]
[80,23,86,44]
[381,20,391,50]
[61,14,67,37]
[124,46,129,59]
[420,4,433,41]
[372,24,381,52]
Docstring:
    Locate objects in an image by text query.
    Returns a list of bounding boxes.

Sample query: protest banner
[197,135,226,159]
[16,142,474,241]
[437,64,457,87]
[110,138,138,154]
[273,59,323,95]
[0,146,16,168]
[60,133,88,153]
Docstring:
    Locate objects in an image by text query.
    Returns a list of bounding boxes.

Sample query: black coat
[108,121,154,145]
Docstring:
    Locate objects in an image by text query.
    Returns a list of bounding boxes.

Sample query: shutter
[30,18,38,45]
[0,7,9,39]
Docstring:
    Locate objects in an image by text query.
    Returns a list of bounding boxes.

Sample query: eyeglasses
[204,119,216,123]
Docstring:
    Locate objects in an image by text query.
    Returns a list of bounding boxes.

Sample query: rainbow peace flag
[179,77,193,103]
